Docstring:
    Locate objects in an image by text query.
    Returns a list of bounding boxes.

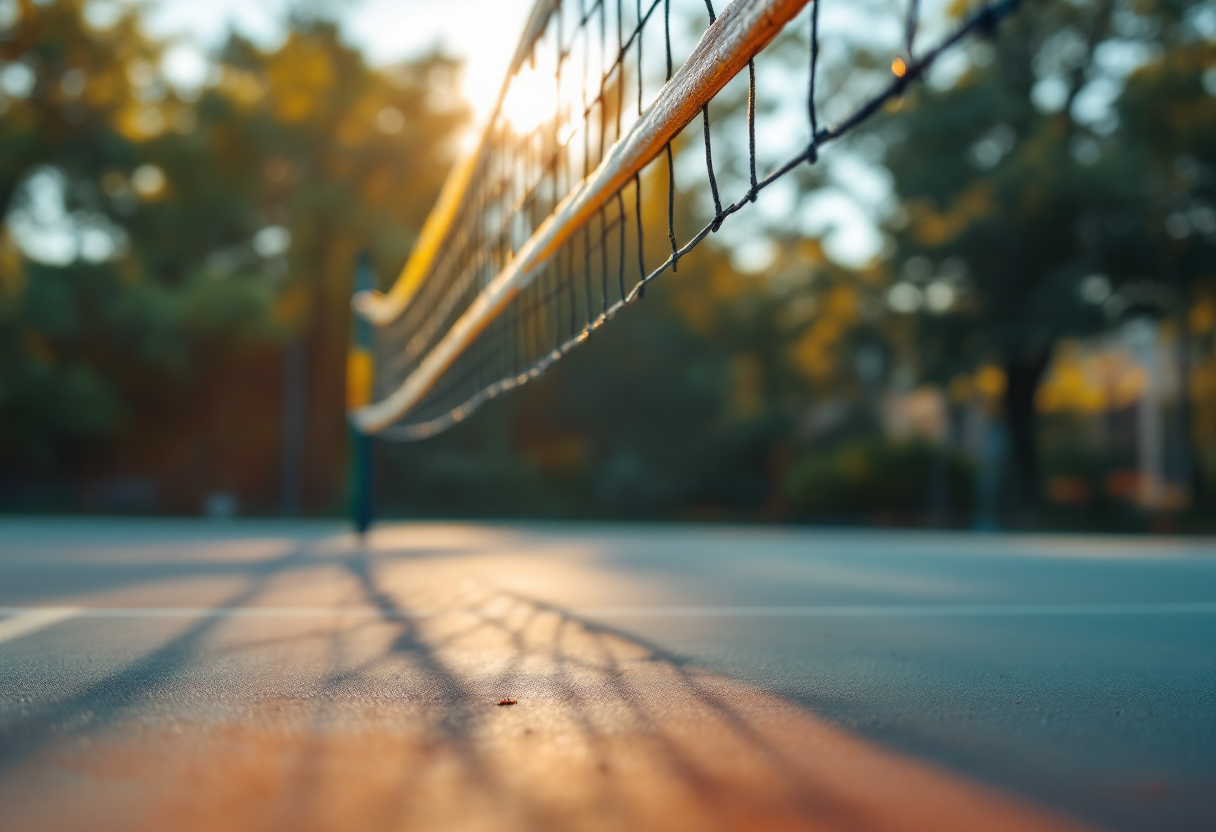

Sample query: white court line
[576,602,1216,618]
[0,602,1213,622]
[0,607,82,645]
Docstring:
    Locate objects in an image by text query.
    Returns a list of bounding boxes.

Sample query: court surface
[0,520,1212,832]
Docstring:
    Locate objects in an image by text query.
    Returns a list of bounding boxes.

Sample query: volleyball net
[348,0,1025,440]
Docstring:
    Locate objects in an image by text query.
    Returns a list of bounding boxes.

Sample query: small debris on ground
[497,698,518,706]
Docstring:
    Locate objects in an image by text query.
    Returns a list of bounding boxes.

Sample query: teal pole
[348,251,375,538]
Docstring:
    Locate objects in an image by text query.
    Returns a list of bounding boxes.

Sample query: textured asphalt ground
[0,520,1212,831]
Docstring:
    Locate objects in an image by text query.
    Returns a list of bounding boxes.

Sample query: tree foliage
[2,0,1212,526]
[874,0,1216,511]
[0,0,466,510]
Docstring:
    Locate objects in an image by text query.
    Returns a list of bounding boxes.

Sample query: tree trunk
[1175,309,1206,506]
[1002,352,1051,523]
[280,339,306,517]
[0,178,22,227]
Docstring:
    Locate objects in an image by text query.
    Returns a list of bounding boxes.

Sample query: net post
[347,250,376,539]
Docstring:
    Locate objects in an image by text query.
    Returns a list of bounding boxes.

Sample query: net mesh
[358,0,1026,440]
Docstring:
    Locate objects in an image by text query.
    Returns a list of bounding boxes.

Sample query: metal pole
[348,251,376,538]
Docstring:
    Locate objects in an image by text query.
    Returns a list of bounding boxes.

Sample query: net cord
[356,0,1025,439]
[352,0,811,434]
[353,0,562,326]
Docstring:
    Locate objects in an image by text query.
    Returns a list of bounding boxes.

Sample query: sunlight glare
[460,61,502,127]
[557,115,585,147]
[501,65,559,134]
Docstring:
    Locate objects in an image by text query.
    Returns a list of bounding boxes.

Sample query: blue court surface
[0,521,1212,831]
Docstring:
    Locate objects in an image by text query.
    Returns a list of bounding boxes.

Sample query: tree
[199,18,468,510]
[0,0,275,484]
[874,0,1216,517]
[0,1,469,512]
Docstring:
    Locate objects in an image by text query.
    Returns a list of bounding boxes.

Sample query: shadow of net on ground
[0,542,315,771]
[0,537,1095,832]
